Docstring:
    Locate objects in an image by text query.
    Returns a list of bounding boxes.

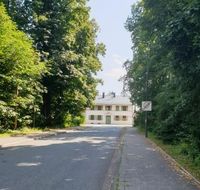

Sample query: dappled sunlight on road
[0,127,122,190]
[1,128,118,148]
[16,162,41,167]
[72,155,88,162]
[64,178,73,182]
[27,136,115,147]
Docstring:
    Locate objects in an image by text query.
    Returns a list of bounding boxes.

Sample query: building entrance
[106,115,111,124]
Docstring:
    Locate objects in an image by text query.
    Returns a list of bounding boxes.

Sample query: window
[105,106,112,111]
[122,116,127,121]
[116,106,119,111]
[115,115,120,121]
[90,115,94,120]
[97,115,102,120]
[97,106,103,110]
[122,106,128,111]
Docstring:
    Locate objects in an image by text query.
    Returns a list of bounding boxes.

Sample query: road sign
[142,101,152,111]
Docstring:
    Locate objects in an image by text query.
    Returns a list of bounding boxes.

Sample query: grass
[138,127,200,181]
[114,176,120,190]
[0,125,85,138]
[0,127,47,138]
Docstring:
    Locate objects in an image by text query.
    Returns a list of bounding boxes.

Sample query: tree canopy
[124,0,200,160]
[0,0,105,128]
[0,3,45,129]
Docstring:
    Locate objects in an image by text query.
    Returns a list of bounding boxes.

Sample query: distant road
[0,127,123,190]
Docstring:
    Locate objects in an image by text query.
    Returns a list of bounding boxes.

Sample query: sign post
[142,101,152,138]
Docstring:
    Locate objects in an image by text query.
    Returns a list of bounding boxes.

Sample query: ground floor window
[97,115,102,120]
[115,115,120,121]
[89,115,102,121]
[90,115,94,120]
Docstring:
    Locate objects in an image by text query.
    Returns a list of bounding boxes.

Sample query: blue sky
[88,0,137,95]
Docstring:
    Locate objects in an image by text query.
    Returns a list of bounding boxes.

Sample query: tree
[124,0,200,158]
[3,0,105,127]
[0,3,45,130]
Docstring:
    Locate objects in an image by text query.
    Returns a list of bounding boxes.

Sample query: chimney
[113,93,116,98]
[102,92,105,98]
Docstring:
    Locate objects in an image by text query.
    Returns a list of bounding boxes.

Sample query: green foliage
[2,0,105,127]
[0,127,44,137]
[36,0,105,126]
[124,0,200,159]
[64,113,85,127]
[0,3,45,130]
[149,132,200,180]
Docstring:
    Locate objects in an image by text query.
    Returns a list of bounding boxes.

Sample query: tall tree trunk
[42,91,52,127]
[14,85,19,130]
[33,104,36,128]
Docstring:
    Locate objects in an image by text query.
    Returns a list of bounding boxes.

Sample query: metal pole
[145,59,149,138]
[145,111,148,138]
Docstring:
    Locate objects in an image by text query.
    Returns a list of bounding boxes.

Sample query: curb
[102,127,127,190]
[27,131,62,140]
[147,138,200,189]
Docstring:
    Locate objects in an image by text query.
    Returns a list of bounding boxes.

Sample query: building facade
[85,93,133,125]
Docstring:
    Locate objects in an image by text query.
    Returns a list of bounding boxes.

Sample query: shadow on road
[0,127,122,190]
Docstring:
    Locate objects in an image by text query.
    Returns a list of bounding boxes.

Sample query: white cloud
[105,68,126,79]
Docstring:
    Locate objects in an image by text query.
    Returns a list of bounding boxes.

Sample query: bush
[64,113,85,127]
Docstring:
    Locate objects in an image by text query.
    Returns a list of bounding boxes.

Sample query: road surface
[0,126,199,190]
[0,127,123,190]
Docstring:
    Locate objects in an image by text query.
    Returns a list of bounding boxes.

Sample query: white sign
[142,101,152,111]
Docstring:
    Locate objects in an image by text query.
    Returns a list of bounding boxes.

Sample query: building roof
[95,95,132,105]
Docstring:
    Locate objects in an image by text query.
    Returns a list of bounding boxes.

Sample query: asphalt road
[0,127,123,190]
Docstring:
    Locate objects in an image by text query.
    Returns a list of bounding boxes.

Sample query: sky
[88,0,137,95]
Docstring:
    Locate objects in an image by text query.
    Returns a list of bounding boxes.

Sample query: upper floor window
[122,106,128,111]
[97,106,103,110]
[105,106,112,111]
[91,106,95,110]
[116,106,120,111]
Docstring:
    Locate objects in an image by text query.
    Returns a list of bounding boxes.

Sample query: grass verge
[0,125,85,138]
[0,127,48,138]
[137,127,200,181]
[147,131,200,181]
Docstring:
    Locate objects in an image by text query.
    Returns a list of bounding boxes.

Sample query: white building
[85,93,134,126]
